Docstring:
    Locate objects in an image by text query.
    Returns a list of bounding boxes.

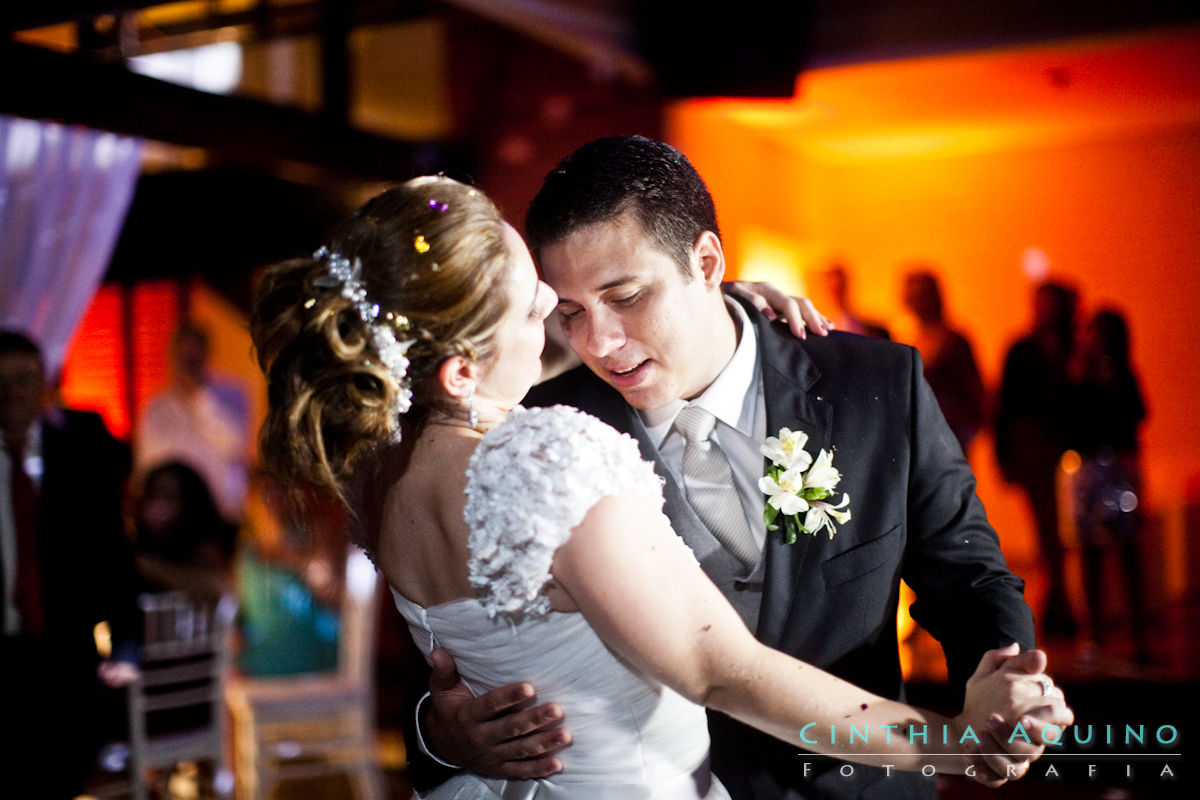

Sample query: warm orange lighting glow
[736,227,813,298]
[94,620,112,659]
[58,281,182,441]
[58,285,130,437]
[670,27,1200,678]
[897,581,916,680]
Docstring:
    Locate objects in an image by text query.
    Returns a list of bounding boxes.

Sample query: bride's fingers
[724,281,833,340]
[794,297,832,337]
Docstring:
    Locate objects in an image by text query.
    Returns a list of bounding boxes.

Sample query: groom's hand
[425,648,572,780]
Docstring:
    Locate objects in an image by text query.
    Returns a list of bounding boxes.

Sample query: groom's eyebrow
[554,274,639,307]
[597,275,638,291]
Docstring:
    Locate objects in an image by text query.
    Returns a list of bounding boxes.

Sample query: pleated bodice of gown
[391,406,730,800]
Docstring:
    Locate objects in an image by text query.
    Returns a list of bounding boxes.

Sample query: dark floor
[83,560,1200,799]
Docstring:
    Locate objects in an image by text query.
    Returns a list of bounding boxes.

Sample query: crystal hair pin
[313,245,414,425]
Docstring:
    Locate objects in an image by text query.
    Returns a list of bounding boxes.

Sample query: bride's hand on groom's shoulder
[724,281,833,340]
[955,644,1074,787]
[425,648,573,780]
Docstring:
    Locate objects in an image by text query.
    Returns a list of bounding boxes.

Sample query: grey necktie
[674,404,758,568]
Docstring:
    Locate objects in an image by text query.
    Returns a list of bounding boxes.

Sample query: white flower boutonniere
[758,428,851,543]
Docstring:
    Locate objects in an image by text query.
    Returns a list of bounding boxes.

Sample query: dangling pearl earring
[466,387,478,430]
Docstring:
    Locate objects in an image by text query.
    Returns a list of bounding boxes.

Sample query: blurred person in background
[0,329,139,797]
[235,469,344,677]
[129,459,238,603]
[818,261,890,339]
[1066,308,1150,665]
[135,320,252,523]
[901,268,985,454]
[995,282,1079,639]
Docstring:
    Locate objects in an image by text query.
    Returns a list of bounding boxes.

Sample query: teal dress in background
[236,549,340,676]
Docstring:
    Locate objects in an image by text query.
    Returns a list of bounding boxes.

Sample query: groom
[414,136,1063,798]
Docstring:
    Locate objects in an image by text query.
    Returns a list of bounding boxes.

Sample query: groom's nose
[583,309,626,360]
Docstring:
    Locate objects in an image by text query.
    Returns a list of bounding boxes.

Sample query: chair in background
[127,591,238,800]
[225,547,384,800]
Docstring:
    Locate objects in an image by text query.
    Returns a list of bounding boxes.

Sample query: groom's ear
[693,230,726,289]
[436,355,478,401]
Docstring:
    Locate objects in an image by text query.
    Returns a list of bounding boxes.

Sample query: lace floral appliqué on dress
[464,405,670,619]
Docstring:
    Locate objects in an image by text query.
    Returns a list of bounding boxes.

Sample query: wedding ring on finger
[1038,678,1052,697]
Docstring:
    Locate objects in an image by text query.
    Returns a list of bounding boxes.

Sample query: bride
[250,176,1070,799]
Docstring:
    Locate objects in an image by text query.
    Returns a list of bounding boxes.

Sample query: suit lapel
[748,305,834,649]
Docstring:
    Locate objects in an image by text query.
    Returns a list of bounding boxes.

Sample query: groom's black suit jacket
[524,297,1035,799]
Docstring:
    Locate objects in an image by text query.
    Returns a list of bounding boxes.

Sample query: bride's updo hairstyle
[251,176,510,496]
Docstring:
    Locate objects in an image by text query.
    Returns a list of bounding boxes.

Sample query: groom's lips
[606,359,650,389]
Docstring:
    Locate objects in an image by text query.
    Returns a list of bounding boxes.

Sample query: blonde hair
[251,176,510,502]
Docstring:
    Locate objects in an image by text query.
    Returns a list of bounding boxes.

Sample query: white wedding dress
[392,405,731,800]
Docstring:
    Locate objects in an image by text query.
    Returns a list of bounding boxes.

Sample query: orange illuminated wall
[57,285,134,437]
[668,27,1200,619]
[58,282,181,440]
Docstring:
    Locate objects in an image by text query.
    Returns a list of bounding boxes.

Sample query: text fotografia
[793,722,1182,782]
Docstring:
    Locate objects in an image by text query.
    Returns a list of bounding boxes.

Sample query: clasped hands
[423,643,1073,788]
[954,643,1074,787]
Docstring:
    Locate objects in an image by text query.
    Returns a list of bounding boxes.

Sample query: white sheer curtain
[0,114,143,376]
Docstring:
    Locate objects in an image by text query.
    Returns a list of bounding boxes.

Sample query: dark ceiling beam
[0,1,163,33]
[0,40,452,180]
[2,0,434,39]
[319,0,352,126]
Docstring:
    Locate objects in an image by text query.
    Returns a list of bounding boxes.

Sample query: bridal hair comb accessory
[313,245,415,423]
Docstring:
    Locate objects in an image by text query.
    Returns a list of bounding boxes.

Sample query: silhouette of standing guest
[995,282,1079,638]
[901,269,985,453]
[818,262,890,339]
[1066,309,1150,664]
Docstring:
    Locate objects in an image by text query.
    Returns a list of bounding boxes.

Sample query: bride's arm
[551,491,1071,779]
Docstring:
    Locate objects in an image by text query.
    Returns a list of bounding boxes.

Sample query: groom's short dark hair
[525,135,721,279]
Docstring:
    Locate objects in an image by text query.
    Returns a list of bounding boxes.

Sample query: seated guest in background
[130,460,239,603]
[235,470,344,677]
[0,329,140,798]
